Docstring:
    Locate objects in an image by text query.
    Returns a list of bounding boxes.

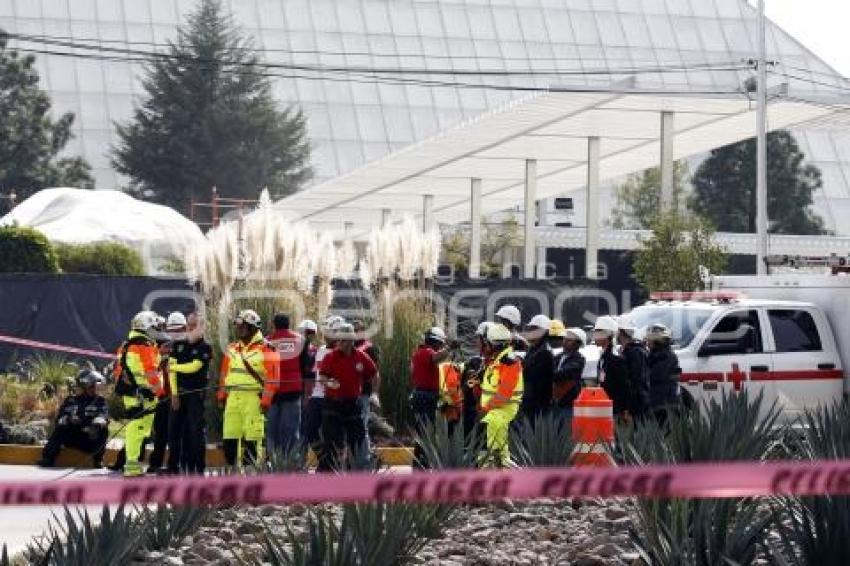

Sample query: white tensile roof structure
[276,88,847,233]
[0,188,204,274]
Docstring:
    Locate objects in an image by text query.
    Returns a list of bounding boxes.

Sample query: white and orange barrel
[570,386,616,467]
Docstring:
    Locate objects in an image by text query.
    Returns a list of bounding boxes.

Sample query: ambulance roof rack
[764,254,850,275]
[649,291,743,304]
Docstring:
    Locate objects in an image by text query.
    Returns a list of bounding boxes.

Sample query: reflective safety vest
[481,347,523,412]
[217,331,279,408]
[115,330,163,398]
[438,362,463,421]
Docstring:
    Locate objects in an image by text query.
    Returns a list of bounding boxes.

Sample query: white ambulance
[625,257,850,419]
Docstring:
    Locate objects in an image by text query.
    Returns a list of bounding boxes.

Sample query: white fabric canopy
[276,90,842,237]
[1,188,204,274]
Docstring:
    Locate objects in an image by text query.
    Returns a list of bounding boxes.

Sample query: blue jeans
[266,397,302,455]
[357,395,371,456]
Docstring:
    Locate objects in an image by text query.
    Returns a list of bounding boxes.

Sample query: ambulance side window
[768,309,822,353]
[704,310,762,354]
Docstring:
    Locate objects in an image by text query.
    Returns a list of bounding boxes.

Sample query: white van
[626,283,846,419]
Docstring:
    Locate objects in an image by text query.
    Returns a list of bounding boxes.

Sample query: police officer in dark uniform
[37,369,109,468]
[165,312,212,474]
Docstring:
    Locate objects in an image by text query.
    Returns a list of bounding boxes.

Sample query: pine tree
[112,0,312,213]
[0,34,93,215]
[690,130,828,235]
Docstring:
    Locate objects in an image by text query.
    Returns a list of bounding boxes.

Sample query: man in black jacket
[37,370,109,468]
[593,316,631,417]
[552,328,586,419]
[617,317,651,419]
[165,312,212,474]
[645,323,681,425]
[520,314,554,421]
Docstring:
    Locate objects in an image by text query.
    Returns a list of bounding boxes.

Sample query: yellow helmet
[549,319,567,338]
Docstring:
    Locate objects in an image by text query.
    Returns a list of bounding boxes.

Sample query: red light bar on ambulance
[649,291,744,302]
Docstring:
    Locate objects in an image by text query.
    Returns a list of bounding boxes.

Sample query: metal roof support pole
[523,159,538,279]
[660,111,675,209]
[586,137,601,280]
[344,221,354,239]
[756,0,769,274]
[381,208,391,229]
[470,178,482,280]
[423,194,434,233]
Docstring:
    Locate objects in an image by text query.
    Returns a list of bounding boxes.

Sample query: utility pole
[756,0,769,274]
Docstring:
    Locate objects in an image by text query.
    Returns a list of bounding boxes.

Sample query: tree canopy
[610,161,689,230]
[633,210,727,293]
[690,130,828,235]
[0,34,93,215]
[112,0,312,213]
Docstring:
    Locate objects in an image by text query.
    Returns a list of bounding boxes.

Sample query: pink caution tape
[0,334,116,360]
[2,460,850,506]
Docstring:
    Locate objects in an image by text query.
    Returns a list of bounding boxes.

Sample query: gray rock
[592,543,622,558]
[604,506,629,520]
[163,558,184,566]
[198,546,225,561]
[216,528,236,542]
[573,554,607,566]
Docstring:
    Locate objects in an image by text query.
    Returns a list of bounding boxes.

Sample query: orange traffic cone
[570,386,616,467]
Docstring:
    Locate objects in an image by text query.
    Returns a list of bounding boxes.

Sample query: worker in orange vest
[479,323,524,467]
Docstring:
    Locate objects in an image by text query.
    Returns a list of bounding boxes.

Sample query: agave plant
[27,505,149,566]
[413,415,482,469]
[622,390,783,566]
[254,503,455,566]
[770,401,850,565]
[262,441,309,473]
[139,504,213,552]
[509,412,574,467]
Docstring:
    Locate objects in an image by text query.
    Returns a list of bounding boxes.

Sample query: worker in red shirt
[265,313,304,456]
[409,327,451,466]
[317,323,378,471]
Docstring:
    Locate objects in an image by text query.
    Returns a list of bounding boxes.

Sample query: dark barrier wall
[0,274,194,370]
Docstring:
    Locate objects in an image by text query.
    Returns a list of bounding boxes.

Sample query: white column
[660,111,675,208]
[523,159,537,279]
[422,194,434,233]
[381,208,391,229]
[586,137,600,280]
[756,0,769,274]
[469,178,482,279]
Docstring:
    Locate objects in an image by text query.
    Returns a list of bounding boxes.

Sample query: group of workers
[410,305,683,466]
[37,301,681,473]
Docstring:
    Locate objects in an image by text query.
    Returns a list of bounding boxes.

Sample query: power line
[3,30,753,67]
[3,32,750,79]
[11,44,750,98]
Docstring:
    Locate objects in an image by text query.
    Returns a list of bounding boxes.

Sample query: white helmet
[527,314,551,330]
[645,323,672,343]
[323,315,344,330]
[564,327,587,346]
[166,311,187,330]
[486,323,513,345]
[131,310,159,332]
[593,315,618,335]
[298,319,318,333]
[618,315,637,336]
[496,305,521,327]
[425,327,447,344]
[235,309,262,328]
[475,321,492,337]
[335,322,356,340]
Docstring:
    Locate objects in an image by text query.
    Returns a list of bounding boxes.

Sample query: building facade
[1,0,849,231]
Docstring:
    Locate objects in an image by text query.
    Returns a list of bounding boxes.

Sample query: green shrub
[55,241,145,275]
[0,225,60,273]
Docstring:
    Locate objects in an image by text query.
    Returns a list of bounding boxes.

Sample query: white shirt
[311,345,331,398]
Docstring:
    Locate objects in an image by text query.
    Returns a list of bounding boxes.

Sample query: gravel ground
[139,499,641,566]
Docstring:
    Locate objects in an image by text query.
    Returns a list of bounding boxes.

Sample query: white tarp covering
[0,188,204,274]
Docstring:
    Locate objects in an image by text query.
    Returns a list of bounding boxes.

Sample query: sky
[762,0,850,77]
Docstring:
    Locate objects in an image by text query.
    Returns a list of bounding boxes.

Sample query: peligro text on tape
[3,460,850,506]
[0,334,116,360]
